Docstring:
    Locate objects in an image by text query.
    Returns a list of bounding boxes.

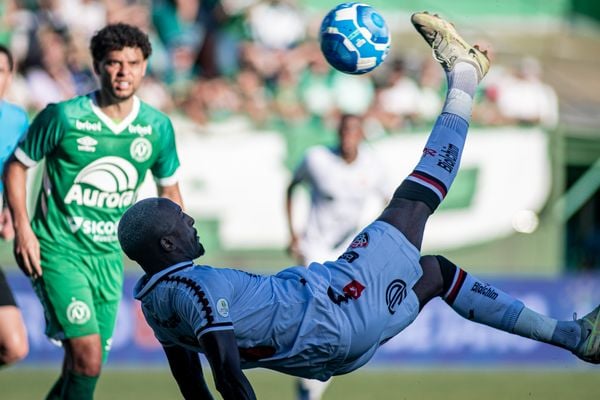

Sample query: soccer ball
[319,2,391,75]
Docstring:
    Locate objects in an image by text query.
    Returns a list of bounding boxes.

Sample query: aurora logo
[64,156,139,208]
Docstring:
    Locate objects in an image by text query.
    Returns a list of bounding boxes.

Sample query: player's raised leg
[378,12,490,249]
[413,255,600,364]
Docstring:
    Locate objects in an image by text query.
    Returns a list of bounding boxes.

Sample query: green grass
[1,368,598,399]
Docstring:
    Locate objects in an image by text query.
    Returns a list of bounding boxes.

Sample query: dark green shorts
[33,244,123,357]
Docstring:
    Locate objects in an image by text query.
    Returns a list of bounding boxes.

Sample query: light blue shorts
[319,220,423,375]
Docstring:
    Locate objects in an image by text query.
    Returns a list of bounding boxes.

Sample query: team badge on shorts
[385,279,407,315]
[66,297,92,325]
[349,232,369,249]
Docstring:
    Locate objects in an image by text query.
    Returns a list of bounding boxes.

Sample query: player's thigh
[0,305,28,352]
[95,300,120,361]
[0,268,27,350]
[326,221,422,351]
[36,250,100,340]
[84,251,123,360]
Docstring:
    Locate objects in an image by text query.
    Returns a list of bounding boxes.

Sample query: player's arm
[200,330,256,400]
[5,158,40,278]
[285,161,307,260]
[5,104,62,278]
[158,183,183,209]
[162,345,214,400]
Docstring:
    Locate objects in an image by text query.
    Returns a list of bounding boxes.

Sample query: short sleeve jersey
[292,145,390,250]
[15,94,180,254]
[134,261,353,381]
[0,101,29,193]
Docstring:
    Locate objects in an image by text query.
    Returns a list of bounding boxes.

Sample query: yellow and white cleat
[572,305,600,364]
[411,11,490,81]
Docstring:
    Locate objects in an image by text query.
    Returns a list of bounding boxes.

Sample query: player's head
[337,114,364,160]
[118,198,205,274]
[90,23,152,100]
[0,44,14,99]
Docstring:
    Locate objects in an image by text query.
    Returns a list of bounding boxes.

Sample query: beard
[196,242,206,258]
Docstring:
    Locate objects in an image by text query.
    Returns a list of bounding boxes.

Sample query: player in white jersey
[119,13,600,400]
[286,114,389,399]
[287,114,389,265]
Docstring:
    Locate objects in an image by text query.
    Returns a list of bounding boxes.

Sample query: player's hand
[287,236,303,262]
[0,208,15,241]
[13,224,42,279]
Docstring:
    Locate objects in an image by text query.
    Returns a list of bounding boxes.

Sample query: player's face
[0,53,12,99]
[172,207,205,260]
[338,116,364,157]
[96,47,147,100]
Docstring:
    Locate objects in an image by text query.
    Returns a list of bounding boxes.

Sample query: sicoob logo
[385,279,407,315]
[349,232,369,249]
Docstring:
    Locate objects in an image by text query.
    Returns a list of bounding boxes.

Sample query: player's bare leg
[46,334,102,399]
[0,305,28,366]
[378,12,489,248]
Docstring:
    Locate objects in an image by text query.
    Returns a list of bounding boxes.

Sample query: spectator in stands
[494,57,559,128]
[25,25,95,111]
[371,58,422,132]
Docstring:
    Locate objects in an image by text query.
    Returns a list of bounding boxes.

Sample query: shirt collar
[133,260,194,300]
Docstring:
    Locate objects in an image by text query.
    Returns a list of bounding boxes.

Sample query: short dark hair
[90,23,152,64]
[0,44,14,71]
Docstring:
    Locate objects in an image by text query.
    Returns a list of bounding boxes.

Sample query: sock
[390,63,478,212]
[59,371,99,400]
[513,309,581,351]
[442,259,582,351]
[45,376,64,400]
[443,267,524,332]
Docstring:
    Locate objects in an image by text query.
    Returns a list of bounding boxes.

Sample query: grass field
[1,368,598,399]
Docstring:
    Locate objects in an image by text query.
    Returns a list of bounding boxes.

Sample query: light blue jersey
[134,221,422,381]
[0,101,28,193]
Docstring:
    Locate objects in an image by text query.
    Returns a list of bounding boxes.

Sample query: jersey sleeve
[172,277,234,340]
[16,107,29,142]
[15,103,64,167]
[151,119,180,187]
[291,153,310,185]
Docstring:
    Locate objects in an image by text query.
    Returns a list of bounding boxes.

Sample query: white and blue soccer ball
[319,2,391,75]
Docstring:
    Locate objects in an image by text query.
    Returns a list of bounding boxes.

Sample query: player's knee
[0,338,29,365]
[413,255,445,308]
[72,353,102,376]
[69,339,103,376]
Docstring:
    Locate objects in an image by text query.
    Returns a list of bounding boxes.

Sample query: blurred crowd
[0,0,560,134]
